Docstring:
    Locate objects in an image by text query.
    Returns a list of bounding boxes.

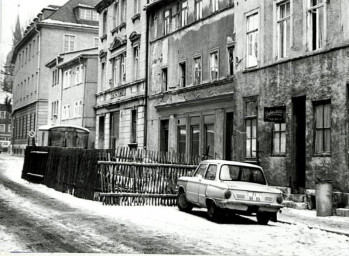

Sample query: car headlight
[224,190,232,199]
[276,195,283,204]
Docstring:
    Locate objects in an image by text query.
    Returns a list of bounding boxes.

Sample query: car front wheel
[257,213,270,225]
[177,191,193,212]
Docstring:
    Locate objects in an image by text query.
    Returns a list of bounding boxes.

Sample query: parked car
[177,160,284,224]
[0,141,10,153]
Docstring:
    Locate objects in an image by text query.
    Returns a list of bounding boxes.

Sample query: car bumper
[215,199,283,213]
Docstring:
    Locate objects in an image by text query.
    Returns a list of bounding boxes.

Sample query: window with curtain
[246,12,259,68]
[194,56,202,84]
[314,102,331,154]
[210,51,218,80]
[308,0,325,51]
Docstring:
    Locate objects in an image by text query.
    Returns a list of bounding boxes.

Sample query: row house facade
[95,0,147,150]
[145,0,349,193]
[0,104,11,142]
[46,48,98,148]
[11,0,99,154]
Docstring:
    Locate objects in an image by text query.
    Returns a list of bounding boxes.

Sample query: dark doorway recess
[226,112,234,160]
[292,96,306,193]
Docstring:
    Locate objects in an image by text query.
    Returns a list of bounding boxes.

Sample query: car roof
[199,160,263,170]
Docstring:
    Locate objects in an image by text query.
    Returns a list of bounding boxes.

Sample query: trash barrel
[315,180,333,217]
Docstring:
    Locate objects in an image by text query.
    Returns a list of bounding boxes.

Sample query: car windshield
[219,164,266,185]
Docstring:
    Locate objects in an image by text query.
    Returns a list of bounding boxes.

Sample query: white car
[177,160,284,224]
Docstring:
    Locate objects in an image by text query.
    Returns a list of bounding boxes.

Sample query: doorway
[225,112,234,160]
[292,96,306,193]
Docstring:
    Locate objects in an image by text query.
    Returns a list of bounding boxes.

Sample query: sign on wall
[264,106,286,123]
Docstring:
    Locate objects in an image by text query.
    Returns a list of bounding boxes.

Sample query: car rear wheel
[257,213,270,225]
[207,201,222,222]
[177,191,193,212]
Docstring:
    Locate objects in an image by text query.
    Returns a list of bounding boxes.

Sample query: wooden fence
[97,147,199,206]
[22,146,200,204]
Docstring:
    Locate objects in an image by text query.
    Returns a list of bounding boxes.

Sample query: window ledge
[131,13,141,23]
[119,22,126,30]
[313,153,331,157]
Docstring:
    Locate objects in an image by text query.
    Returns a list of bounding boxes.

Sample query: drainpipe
[144,6,149,150]
[34,26,41,139]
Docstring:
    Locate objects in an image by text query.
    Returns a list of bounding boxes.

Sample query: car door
[186,164,208,204]
[198,164,217,206]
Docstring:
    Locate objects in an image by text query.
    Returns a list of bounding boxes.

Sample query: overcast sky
[0,0,68,69]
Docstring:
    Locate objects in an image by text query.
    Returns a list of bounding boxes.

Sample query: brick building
[94,0,147,149]
[11,0,99,154]
[145,0,349,192]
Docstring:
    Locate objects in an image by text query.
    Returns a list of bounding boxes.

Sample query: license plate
[248,192,261,201]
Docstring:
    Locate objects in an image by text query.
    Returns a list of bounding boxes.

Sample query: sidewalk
[278,207,349,236]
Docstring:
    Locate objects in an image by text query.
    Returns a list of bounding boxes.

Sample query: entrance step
[335,208,349,217]
[282,200,308,210]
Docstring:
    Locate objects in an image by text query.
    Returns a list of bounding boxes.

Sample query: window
[211,0,219,12]
[63,69,71,88]
[314,102,331,154]
[308,0,325,51]
[62,105,70,119]
[120,0,126,23]
[178,126,186,154]
[204,124,215,159]
[80,8,98,21]
[195,164,207,177]
[228,46,234,76]
[245,100,257,159]
[74,100,83,117]
[52,101,59,118]
[210,51,219,80]
[181,1,188,27]
[164,10,171,35]
[160,120,169,152]
[0,124,5,132]
[162,67,168,91]
[191,125,200,156]
[179,62,186,87]
[52,69,59,86]
[120,53,126,84]
[32,40,35,57]
[272,123,286,156]
[133,46,139,81]
[205,165,217,180]
[195,0,203,20]
[113,2,119,28]
[75,65,83,84]
[193,56,202,85]
[110,111,120,148]
[131,109,137,143]
[0,111,5,119]
[101,62,106,89]
[28,44,31,61]
[246,12,259,68]
[64,35,75,52]
[25,47,28,63]
[8,125,11,133]
[93,37,99,47]
[112,58,120,86]
[134,0,140,14]
[277,1,290,59]
[102,11,108,35]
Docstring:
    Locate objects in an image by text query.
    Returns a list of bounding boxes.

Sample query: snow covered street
[0,154,349,255]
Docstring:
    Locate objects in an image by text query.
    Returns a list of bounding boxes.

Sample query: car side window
[194,164,208,177]
[205,165,217,180]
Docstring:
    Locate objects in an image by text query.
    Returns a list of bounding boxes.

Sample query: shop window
[314,101,331,154]
[178,126,187,154]
[272,123,286,156]
[160,120,169,152]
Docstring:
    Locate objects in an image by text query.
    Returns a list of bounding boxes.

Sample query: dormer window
[79,8,98,21]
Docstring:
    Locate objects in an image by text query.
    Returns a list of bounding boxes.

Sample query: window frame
[244,98,258,160]
[246,11,259,68]
[195,0,203,20]
[164,9,171,35]
[193,55,202,85]
[179,61,186,87]
[276,0,291,59]
[272,122,286,156]
[63,34,76,52]
[161,67,168,92]
[307,0,326,51]
[209,50,219,81]
[211,0,219,13]
[313,100,331,155]
[181,1,188,27]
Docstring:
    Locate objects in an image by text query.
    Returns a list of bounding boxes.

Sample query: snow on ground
[1,154,349,255]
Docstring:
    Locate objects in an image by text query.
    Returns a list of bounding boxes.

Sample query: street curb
[277,219,349,237]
